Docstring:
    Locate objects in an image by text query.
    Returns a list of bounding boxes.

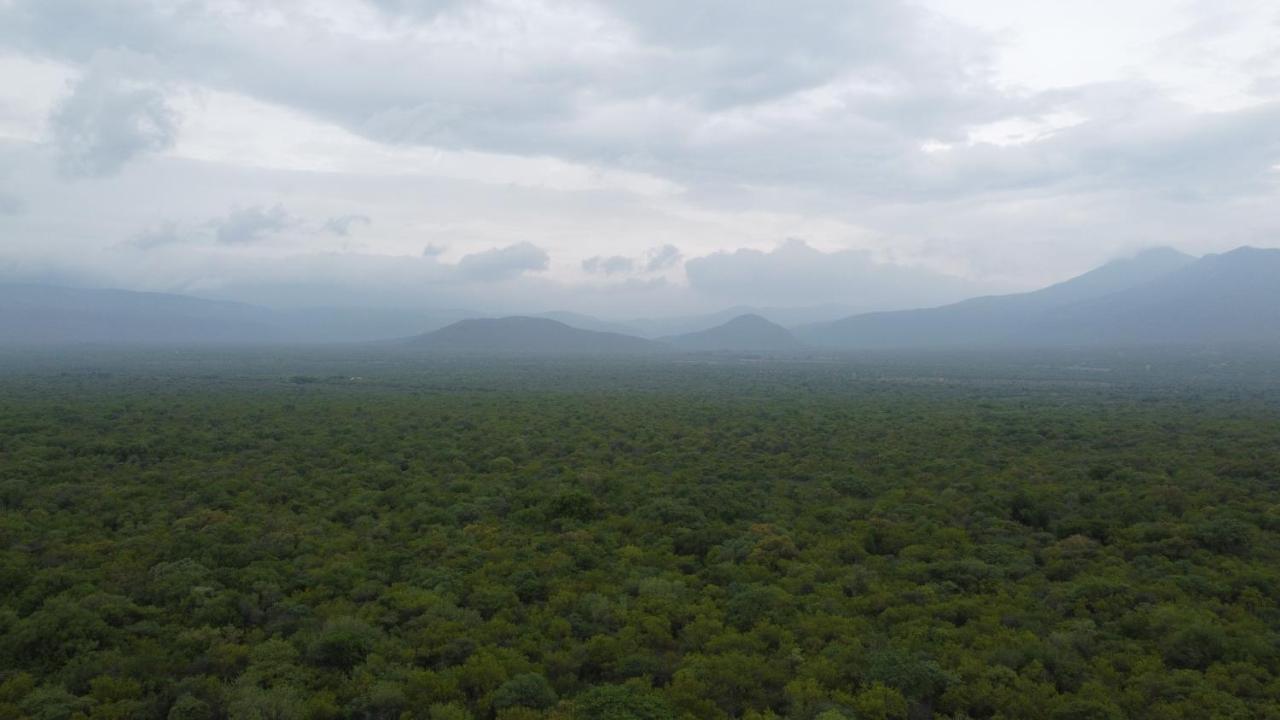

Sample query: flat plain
[1,349,1278,719]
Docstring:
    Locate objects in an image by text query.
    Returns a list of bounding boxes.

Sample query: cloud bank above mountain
[0,0,1278,315]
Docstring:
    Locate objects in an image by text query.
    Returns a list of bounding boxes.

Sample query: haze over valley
[4,246,1277,351]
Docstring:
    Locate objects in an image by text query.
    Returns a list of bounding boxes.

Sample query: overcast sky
[1,0,1277,316]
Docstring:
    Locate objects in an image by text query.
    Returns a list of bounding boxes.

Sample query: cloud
[5,0,1278,209]
[0,191,22,216]
[644,244,682,272]
[684,239,991,310]
[48,51,178,178]
[456,242,549,280]
[582,244,683,276]
[422,243,447,258]
[2,1,1279,308]
[323,214,371,236]
[129,221,184,250]
[0,0,1009,190]
[582,255,634,275]
[212,204,294,245]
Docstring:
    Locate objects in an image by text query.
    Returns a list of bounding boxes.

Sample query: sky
[0,0,1277,317]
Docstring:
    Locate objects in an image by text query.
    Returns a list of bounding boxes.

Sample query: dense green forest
[1,352,1279,719]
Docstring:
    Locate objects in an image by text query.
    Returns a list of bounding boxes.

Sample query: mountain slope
[1031,247,1280,346]
[409,316,669,354]
[531,311,641,336]
[798,247,1198,349]
[0,284,285,344]
[628,304,858,338]
[0,284,479,344]
[665,314,803,352]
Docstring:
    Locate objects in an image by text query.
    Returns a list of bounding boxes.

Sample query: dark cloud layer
[5,0,1272,207]
[0,1,1005,188]
[456,242,550,281]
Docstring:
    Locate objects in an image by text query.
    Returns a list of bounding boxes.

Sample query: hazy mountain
[800,247,1280,349]
[665,314,803,352]
[409,316,669,354]
[13,245,1269,351]
[1032,247,1280,346]
[0,284,477,345]
[798,247,1199,349]
[531,311,641,336]
[0,284,285,345]
[628,304,859,338]
[1027,246,1197,306]
[275,306,478,342]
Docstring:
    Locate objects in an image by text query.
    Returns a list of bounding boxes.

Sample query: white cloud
[48,50,179,177]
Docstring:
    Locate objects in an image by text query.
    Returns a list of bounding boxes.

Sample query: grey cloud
[4,0,1274,210]
[48,51,179,178]
[0,0,1015,191]
[129,221,184,250]
[600,0,979,111]
[582,245,682,276]
[422,244,447,258]
[2,1,1278,308]
[644,244,682,272]
[582,255,635,275]
[213,205,294,245]
[456,242,549,281]
[121,250,696,317]
[923,88,1280,200]
[366,0,467,19]
[323,214,372,236]
[0,192,22,216]
[685,239,992,310]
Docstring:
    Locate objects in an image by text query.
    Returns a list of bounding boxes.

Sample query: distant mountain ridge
[0,284,281,345]
[6,246,1278,350]
[625,304,858,338]
[409,316,668,354]
[530,311,640,336]
[0,284,471,345]
[1032,247,1280,346]
[800,247,1279,349]
[664,314,802,352]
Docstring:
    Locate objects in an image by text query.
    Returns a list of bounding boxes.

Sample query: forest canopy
[1,352,1278,719]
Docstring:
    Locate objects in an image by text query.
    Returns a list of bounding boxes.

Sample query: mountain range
[4,246,1278,351]
[0,284,474,345]
[796,246,1279,349]
[408,317,667,354]
[662,314,801,352]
